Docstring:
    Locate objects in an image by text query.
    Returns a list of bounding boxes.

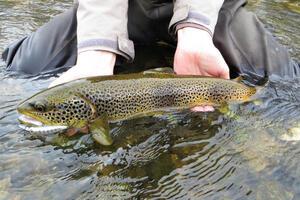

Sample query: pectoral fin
[90,117,113,146]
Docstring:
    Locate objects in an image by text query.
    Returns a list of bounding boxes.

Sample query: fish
[17,71,258,146]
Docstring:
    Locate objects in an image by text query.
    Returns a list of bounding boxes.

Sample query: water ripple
[0,0,300,199]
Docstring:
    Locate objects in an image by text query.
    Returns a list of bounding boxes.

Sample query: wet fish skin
[17,73,257,145]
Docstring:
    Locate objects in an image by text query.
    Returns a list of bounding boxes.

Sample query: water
[0,1,300,199]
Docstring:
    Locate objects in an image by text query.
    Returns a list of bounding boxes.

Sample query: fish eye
[34,102,46,112]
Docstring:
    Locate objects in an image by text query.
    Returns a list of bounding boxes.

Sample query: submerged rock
[280,127,300,141]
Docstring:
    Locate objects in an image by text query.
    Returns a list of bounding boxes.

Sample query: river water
[0,1,300,199]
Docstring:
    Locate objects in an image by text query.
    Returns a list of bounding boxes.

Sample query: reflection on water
[0,0,300,199]
[247,0,300,59]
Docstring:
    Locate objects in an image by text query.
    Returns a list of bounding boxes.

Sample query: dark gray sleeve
[2,6,78,75]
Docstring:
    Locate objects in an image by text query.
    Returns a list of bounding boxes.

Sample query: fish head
[17,85,95,130]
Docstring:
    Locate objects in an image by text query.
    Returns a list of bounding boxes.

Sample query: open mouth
[18,114,68,134]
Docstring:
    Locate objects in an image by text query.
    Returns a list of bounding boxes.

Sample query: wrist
[176,27,216,53]
[176,23,212,37]
[76,50,116,75]
[177,27,212,44]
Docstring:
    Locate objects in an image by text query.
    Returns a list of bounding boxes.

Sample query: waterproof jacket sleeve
[169,0,225,37]
[76,0,134,61]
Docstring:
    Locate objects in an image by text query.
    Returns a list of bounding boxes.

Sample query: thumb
[217,55,230,79]
[48,77,63,88]
[219,67,230,79]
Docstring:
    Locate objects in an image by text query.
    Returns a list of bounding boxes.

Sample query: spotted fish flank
[17,73,257,146]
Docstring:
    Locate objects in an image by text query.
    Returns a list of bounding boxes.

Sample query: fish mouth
[18,114,43,126]
[18,114,68,134]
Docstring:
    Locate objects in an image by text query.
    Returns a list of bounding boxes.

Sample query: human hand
[174,27,230,112]
[49,50,116,88]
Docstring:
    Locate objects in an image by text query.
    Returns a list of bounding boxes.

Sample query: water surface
[0,1,300,199]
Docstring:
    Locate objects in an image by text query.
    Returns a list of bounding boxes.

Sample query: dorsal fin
[142,67,175,75]
[232,76,243,83]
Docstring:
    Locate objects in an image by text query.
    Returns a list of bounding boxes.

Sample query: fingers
[48,71,75,88]
[49,79,59,88]
[49,51,116,88]
[218,64,230,80]
[191,106,215,112]
[215,51,230,79]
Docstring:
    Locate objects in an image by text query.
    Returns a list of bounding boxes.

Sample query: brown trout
[17,72,257,146]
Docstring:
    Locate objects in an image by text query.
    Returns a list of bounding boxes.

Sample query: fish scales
[70,75,253,121]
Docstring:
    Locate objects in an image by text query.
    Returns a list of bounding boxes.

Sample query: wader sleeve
[76,0,134,61]
[169,0,224,36]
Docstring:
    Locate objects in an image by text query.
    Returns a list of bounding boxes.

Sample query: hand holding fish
[174,27,230,111]
[49,50,115,88]
[174,27,229,78]
[49,28,230,113]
